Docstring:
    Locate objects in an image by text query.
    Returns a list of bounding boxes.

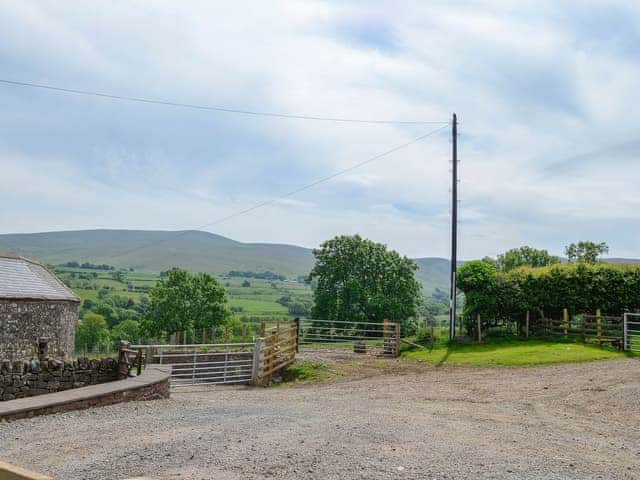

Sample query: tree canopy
[496,246,560,272]
[307,235,421,325]
[142,267,229,337]
[565,241,609,264]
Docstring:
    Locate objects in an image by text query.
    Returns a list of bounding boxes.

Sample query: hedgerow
[457,261,640,329]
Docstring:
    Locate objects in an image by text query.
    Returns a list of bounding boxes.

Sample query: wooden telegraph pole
[449,113,458,340]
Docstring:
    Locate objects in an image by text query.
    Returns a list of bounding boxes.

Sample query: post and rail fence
[471,309,639,352]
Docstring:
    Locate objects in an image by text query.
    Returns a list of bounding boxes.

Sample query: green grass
[402,337,631,366]
[279,361,340,384]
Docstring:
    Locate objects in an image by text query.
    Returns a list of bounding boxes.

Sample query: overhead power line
[110,124,449,258]
[0,79,448,125]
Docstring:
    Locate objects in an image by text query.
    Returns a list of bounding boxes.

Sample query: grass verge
[277,361,343,385]
[402,337,632,366]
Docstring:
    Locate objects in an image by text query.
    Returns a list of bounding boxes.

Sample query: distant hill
[3,230,636,298]
[0,230,314,277]
[605,258,640,264]
[0,230,451,295]
[413,257,452,297]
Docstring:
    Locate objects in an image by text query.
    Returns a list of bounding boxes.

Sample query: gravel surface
[1,358,639,479]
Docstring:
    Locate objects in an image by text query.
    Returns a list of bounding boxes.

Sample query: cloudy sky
[1,1,639,259]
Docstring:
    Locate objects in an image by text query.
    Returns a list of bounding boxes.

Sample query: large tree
[75,312,111,351]
[307,235,421,325]
[142,268,229,337]
[564,241,609,264]
[496,246,560,272]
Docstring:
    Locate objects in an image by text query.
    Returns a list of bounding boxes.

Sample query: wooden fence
[528,309,624,347]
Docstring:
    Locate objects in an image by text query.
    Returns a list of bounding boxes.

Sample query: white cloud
[0,0,639,259]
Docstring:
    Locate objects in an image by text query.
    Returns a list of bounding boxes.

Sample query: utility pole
[449,113,458,340]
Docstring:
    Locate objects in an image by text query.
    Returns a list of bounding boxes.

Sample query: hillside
[0,229,454,296]
[0,230,314,277]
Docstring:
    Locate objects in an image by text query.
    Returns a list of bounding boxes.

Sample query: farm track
[1,358,639,479]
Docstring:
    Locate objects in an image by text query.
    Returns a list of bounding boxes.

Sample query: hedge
[457,261,640,327]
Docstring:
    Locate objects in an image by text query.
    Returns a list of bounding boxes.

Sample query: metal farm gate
[297,318,401,357]
[131,342,256,387]
[624,313,640,352]
[130,322,299,388]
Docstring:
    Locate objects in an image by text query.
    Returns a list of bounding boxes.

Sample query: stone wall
[0,365,170,422]
[0,357,118,401]
[0,300,79,361]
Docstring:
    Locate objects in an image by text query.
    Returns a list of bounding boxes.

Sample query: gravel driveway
[1,358,639,479]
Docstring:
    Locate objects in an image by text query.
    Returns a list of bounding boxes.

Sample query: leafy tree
[75,312,111,351]
[111,319,141,347]
[142,268,229,337]
[307,235,421,326]
[288,302,310,316]
[241,280,251,288]
[93,303,119,328]
[564,241,609,264]
[496,246,560,272]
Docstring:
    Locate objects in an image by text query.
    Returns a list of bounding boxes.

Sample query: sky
[1,1,639,259]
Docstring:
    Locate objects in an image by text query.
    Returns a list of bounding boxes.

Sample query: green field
[402,337,631,366]
[54,266,313,322]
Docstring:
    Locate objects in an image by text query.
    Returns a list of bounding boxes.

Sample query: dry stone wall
[0,357,118,401]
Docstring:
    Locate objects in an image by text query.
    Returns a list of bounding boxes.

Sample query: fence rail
[528,309,625,347]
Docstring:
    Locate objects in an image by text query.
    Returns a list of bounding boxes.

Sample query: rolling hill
[0,229,453,296]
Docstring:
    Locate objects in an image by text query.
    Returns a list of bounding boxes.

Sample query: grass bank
[402,337,631,366]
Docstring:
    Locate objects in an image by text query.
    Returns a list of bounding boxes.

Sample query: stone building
[0,255,80,361]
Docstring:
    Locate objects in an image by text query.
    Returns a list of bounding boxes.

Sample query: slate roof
[0,255,80,302]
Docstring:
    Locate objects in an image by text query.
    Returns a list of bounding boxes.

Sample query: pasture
[53,265,313,322]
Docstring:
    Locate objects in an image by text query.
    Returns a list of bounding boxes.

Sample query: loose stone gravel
[0,358,638,479]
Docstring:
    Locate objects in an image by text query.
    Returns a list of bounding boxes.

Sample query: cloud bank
[1,1,639,259]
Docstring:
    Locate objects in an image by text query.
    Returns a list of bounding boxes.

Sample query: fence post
[596,308,602,344]
[623,313,628,351]
[294,317,300,353]
[476,313,482,342]
[395,322,401,357]
[191,346,197,384]
[563,308,569,338]
[136,349,143,376]
[525,310,529,338]
[118,340,130,380]
[251,337,264,385]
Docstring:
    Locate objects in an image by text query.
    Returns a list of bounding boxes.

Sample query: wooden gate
[257,321,298,384]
